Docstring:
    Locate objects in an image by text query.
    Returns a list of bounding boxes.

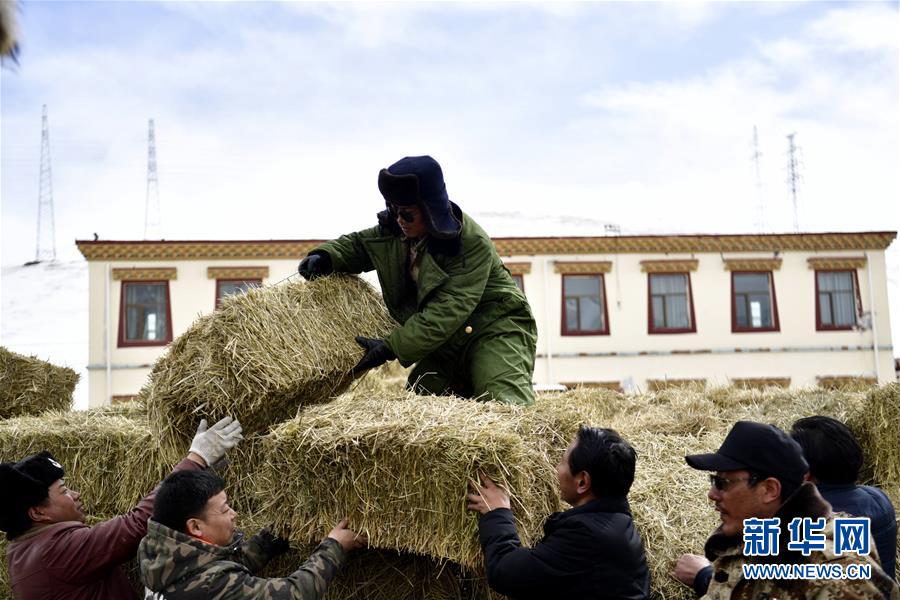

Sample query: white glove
[189,416,243,466]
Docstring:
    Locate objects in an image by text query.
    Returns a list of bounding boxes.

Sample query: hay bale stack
[883,484,900,572]
[257,391,583,568]
[139,276,396,463]
[0,408,166,516]
[256,546,471,600]
[625,431,725,600]
[849,383,900,485]
[0,346,78,419]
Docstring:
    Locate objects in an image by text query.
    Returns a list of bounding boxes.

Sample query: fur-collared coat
[702,483,898,600]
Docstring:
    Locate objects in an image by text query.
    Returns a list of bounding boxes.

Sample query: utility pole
[751,126,765,233]
[30,104,56,264]
[143,119,162,239]
[786,132,801,233]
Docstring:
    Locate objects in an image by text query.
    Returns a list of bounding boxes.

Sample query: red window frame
[815,269,862,331]
[731,271,780,333]
[511,274,525,293]
[561,273,610,336]
[117,280,173,348]
[215,278,262,308]
[647,272,697,334]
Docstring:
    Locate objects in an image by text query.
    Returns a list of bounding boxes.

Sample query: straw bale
[625,431,725,600]
[140,276,396,463]
[257,390,581,568]
[883,484,900,574]
[848,383,900,485]
[0,408,166,516]
[255,545,470,600]
[0,346,78,419]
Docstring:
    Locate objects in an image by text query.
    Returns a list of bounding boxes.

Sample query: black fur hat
[377,156,462,240]
[0,451,65,538]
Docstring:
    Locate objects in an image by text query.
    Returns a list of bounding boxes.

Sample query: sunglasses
[709,473,757,491]
[391,205,419,224]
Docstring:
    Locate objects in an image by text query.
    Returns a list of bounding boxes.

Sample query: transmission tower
[143,119,162,239]
[751,126,766,233]
[32,104,56,264]
[786,132,801,233]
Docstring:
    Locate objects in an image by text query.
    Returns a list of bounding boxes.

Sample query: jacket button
[465,326,473,334]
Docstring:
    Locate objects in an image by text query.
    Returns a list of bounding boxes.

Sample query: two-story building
[76,231,896,406]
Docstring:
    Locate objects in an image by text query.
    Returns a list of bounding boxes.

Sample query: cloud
[807,3,899,53]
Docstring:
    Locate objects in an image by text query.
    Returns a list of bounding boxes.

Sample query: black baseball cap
[685,421,809,486]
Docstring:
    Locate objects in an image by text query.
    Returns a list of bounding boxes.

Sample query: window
[648,273,695,333]
[511,274,525,292]
[118,281,172,347]
[562,274,609,335]
[732,272,779,332]
[216,279,261,308]
[816,270,858,330]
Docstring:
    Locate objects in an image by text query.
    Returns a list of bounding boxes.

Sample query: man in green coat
[297,155,537,405]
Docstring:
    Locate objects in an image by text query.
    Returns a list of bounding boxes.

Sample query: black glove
[297,253,332,280]
[350,336,396,376]
[257,529,291,557]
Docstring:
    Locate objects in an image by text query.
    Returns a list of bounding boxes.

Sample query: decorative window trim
[503,262,532,275]
[723,258,782,271]
[117,280,173,348]
[814,269,862,331]
[647,272,697,334]
[561,273,610,336]
[215,278,263,308]
[640,259,699,273]
[816,375,876,390]
[112,267,177,281]
[561,381,621,392]
[76,231,897,261]
[207,266,269,280]
[807,256,866,270]
[731,271,780,333]
[646,378,706,392]
[554,261,612,274]
[731,377,791,389]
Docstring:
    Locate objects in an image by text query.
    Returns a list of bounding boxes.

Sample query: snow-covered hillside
[1,259,89,409]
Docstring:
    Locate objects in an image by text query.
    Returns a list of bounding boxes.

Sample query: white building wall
[82,238,895,405]
[87,258,300,406]
[504,249,893,390]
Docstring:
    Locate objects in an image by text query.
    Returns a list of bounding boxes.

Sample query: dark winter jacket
[6,457,202,600]
[477,496,650,600]
[817,483,896,581]
[139,520,345,599]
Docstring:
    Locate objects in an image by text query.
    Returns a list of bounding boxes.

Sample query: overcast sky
[1,1,898,350]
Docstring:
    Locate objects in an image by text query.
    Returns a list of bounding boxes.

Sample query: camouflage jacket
[701,483,899,600]
[138,520,346,599]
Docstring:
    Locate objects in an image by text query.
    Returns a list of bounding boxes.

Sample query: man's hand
[466,474,511,515]
[326,518,367,553]
[350,336,396,376]
[297,253,332,280]
[188,416,243,467]
[672,553,711,587]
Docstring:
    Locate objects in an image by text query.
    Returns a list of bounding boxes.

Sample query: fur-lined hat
[377,155,462,240]
[0,451,65,538]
